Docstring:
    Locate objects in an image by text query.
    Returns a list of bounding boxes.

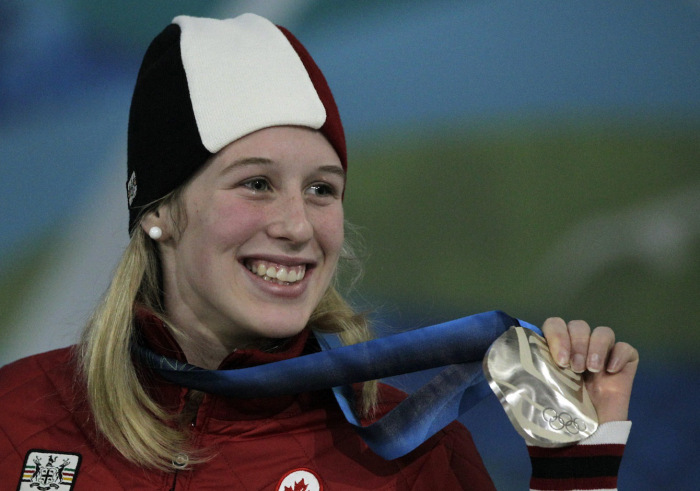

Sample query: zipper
[168,389,204,490]
[169,470,179,491]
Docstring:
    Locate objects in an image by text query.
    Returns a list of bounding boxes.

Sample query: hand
[541,318,639,423]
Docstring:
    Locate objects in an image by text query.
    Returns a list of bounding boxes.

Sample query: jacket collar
[134,306,315,420]
[135,306,311,369]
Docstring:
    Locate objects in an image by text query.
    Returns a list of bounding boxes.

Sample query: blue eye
[308,183,337,197]
[243,178,270,192]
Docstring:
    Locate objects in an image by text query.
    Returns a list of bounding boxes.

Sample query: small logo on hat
[276,468,322,491]
[127,171,138,206]
[17,449,81,490]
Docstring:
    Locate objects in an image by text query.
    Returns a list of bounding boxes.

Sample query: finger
[567,320,591,373]
[586,325,615,373]
[607,341,639,374]
[541,317,570,367]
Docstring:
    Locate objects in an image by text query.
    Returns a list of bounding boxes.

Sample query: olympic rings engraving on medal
[543,408,587,434]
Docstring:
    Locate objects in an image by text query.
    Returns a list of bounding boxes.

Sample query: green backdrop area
[1,116,698,363]
[343,116,699,361]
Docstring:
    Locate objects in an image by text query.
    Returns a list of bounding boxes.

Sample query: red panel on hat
[277,26,347,172]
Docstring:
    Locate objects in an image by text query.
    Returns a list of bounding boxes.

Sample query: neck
[164,314,289,369]
[162,299,268,369]
[171,329,232,369]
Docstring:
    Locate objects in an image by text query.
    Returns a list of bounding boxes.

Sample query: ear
[140,205,173,241]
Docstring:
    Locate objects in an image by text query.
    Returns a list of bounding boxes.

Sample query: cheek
[316,206,345,257]
[207,200,263,242]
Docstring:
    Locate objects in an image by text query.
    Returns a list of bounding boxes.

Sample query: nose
[267,193,314,245]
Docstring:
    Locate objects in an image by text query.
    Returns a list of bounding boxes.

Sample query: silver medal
[483,325,598,447]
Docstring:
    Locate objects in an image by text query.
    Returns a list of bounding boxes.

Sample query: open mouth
[244,259,307,286]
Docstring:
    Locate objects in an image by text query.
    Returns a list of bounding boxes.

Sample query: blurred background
[1,1,698,488]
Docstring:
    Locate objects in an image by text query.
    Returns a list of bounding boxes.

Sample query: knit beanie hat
[126,13,346,233]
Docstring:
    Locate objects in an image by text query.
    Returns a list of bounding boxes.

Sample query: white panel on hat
[173,14,327,153]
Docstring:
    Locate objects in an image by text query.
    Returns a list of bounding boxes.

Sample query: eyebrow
[220,158,346,180]
[220,157,273,175]
[317,165,347,181]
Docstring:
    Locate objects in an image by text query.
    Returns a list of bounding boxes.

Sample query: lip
[241,254,317,268]
[239,255,316,299]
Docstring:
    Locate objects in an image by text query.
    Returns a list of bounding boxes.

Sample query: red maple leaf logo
[284,478,309,491]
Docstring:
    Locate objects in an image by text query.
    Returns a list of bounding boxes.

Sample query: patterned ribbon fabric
[136,310,540,459]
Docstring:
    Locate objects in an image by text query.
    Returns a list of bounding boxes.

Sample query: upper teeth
[246,260,306,284]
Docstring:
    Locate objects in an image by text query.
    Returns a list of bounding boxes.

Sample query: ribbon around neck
[136,310,540,460]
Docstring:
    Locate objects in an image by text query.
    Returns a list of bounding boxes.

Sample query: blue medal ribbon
[136,310,540,459]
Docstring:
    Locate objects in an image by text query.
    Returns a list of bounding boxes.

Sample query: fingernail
[588,353,601,373]
[572,354,585,372]
[557,350,569,367]
[607,357,621,373]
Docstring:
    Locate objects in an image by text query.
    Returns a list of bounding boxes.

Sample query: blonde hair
[78,198,376,471]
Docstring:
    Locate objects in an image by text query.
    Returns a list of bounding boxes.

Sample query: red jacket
[0,313,627,490]
[0,321,496,490]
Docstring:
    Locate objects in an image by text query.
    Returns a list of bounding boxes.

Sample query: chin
[250,313,311,340]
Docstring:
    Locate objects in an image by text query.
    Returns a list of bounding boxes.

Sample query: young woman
[0,14,638,490]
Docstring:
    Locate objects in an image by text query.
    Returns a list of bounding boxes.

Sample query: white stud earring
[148,226,163,240]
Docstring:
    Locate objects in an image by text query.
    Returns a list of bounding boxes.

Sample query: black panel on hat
[127,24,211,233]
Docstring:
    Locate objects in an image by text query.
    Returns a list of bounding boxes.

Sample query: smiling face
[147,126,345,357]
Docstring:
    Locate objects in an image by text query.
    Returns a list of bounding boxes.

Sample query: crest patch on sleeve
[17,450,81,491]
